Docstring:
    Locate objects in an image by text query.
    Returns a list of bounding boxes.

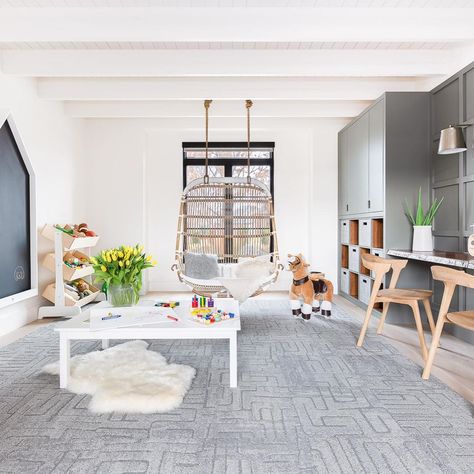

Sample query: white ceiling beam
[1,49,455,78]
[63,99,372,118]
[37,76,426,101]
[0,7,472,43]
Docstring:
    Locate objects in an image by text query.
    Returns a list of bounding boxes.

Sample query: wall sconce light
[438,125,467,155]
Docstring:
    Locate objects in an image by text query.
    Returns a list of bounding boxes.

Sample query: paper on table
[89,306,179,331]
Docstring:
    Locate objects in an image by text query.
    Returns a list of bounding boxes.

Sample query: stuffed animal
[288,253,334,320]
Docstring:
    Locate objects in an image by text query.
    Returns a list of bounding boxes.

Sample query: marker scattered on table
[102,314,122,321]
[166,315,179,322]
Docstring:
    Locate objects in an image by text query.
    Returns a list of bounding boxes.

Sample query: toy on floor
[288,253,334,320]
[189,295,234,325]
[155,301,180,308]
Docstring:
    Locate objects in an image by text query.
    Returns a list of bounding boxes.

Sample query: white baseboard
[0,295,42,338]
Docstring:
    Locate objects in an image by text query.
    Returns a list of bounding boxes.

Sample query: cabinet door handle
[368,200,371,209]
[346,204,349,211]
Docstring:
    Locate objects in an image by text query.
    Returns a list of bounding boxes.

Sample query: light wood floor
[1,292,473,404]
[334,294,474,404]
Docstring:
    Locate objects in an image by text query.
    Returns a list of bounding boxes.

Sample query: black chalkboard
[0,121,31,299]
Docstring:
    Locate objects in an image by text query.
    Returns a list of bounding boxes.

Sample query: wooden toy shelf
[42,283,100,307]
[41,224,99,250]
[42,251,94,281]
[38,224,101,319]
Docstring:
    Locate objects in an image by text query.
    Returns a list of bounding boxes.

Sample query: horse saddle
[312,279,327,294]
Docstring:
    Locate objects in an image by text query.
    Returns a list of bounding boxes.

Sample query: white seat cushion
[235,256,273,279]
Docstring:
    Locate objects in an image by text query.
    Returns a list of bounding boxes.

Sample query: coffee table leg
[229,332,237,388]
[101,339,109,350]
[59,335,70,389]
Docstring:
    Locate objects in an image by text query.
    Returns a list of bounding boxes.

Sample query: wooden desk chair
[422,265,474,380]
[357,254,435,361]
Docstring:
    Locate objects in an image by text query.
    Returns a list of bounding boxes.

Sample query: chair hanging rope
[246,99,253,184]
[203,99,212,184]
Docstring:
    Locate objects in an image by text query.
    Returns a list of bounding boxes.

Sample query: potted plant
[404,188,443,252]
[90,244,156,306]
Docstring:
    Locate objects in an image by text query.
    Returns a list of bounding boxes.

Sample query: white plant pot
[412,225,433,252]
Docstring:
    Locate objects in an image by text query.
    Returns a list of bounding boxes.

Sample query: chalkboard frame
[0,111,37,309]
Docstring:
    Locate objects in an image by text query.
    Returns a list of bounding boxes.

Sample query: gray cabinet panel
[465,127,474,177]
[347,113,369,214]
[465,180,474,230]
[368,100,384,212]
[433,236,459,252]
[465,67,474,122]
[433,184,459,232]
[433,139,459,182]
[338,131,349,216]
[433,79,460,135]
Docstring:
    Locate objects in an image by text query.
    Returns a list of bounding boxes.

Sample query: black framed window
[182,141,275,196]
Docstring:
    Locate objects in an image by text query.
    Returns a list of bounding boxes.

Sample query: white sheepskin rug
[42,340,196,414]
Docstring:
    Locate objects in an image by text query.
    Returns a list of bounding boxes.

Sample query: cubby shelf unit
[339,217,385,310]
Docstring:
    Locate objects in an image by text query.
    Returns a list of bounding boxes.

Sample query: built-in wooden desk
[388,250,474,270]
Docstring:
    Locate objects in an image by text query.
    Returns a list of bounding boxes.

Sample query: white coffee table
[54,299,240,389]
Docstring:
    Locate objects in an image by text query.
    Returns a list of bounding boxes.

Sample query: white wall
[0,73,83,336]
[83,116,347,294]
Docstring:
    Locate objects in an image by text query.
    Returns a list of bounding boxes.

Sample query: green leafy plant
[90,244,156,302]
[404,188,443,226]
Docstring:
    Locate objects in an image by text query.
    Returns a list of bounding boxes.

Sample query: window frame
[182,141,275,196]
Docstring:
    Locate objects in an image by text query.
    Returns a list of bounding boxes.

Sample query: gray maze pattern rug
[0,299,473,474]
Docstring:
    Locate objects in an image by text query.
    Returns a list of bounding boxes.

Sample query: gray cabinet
[338,92,431,324]
[430,61,474,345]
[338,93,429,219]
[339,100,382,216]
[368,100,384,212]
[347,114,369,214]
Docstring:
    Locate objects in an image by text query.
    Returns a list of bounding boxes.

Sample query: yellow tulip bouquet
[91,244,156,306]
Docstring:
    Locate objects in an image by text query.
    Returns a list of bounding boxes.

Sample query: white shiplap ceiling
[0,0,473,7]
[0,2,473,119]
[0,41,461,50]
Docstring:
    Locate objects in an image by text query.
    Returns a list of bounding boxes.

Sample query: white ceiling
[0,3,473,119]
[0,0,473,7]
[0,41,460,50]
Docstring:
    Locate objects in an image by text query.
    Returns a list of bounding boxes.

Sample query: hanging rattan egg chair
[172,99,282,297]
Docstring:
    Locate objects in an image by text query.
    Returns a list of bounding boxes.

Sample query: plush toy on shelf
[63,251,89,268]
[288,253,334,320]
[55,222,97,238]
[64,279,93,300]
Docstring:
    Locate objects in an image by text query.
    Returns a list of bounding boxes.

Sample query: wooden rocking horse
[288,253,334,320]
